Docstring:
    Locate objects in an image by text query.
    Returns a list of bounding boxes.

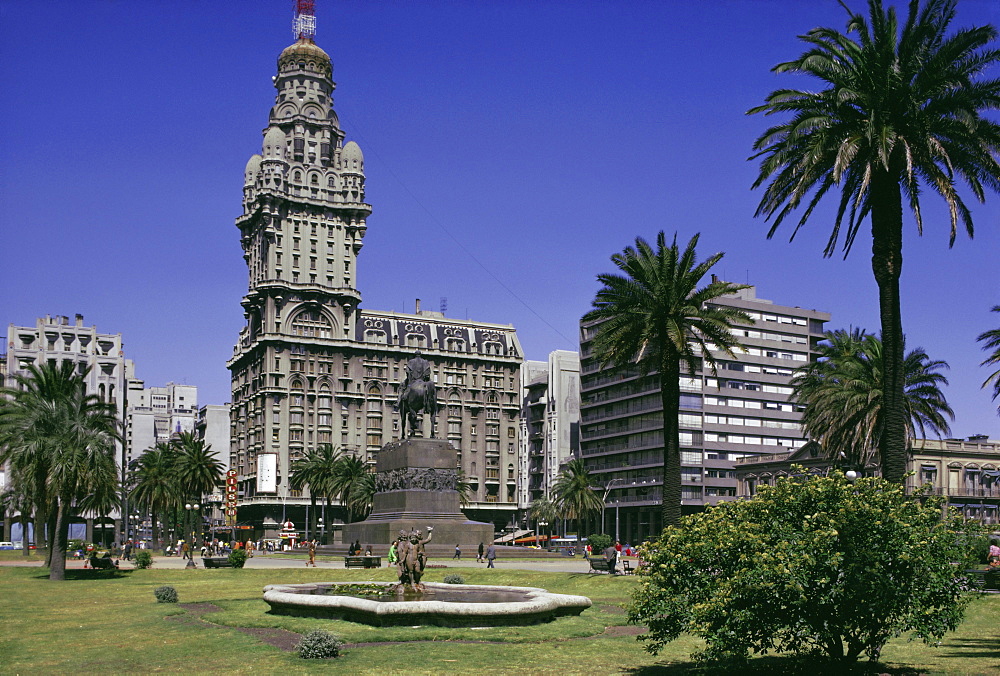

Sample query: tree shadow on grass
[623,655,926,676]
[940,637,1000,660]
[30,569,134,581]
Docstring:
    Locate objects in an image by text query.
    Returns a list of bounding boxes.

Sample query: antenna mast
[293,0,317,41]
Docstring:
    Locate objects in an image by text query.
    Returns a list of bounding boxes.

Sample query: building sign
[225,469,238,526]
[257,454,277,493]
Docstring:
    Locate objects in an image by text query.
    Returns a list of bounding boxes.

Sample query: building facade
[519,350,581,509]
[4,314,135,542]
[578,283,829,543]
[734,436,1000,527]
[125,381,199,463]
[229,36,523,534]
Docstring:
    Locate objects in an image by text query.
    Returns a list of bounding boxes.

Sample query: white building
[519,350,581,509]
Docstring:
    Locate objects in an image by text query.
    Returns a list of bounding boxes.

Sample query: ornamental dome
[262,127,286,160]
[341,141,364,172]
[278,39,332,78]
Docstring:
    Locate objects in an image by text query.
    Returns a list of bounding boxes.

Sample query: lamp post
[537,520,547,549]
[317,517,326,546]
[602,478,624,541]
[184,503,200,568]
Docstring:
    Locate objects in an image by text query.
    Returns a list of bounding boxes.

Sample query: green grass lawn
[0,565,996,675]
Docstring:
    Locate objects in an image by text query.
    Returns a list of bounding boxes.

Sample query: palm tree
[0,362,120,580]
[583,231,751,527]
[749,0,1000,483]
[528,495,559,548]
[977,306,1000,415]
[171,431,223,542]
[290,444,341,539]
[330,454,371,523]
[551,459,605,554]
[345,471,376,521]
[792,329,953,468]
[129,443,179,551]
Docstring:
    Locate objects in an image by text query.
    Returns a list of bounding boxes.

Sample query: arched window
[293,170,302,182]
[290,309,332,338]
[327,176,336,187]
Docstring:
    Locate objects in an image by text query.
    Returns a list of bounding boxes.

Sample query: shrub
[587,533,612,554]
[628,470,985,664]
[153,585,178,603]
[442,574,465,584]
[133,550,153,569]
[296,630,344,659]
[227,549,248,568]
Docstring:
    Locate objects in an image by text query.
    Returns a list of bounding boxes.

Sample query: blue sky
[1,0,998,439]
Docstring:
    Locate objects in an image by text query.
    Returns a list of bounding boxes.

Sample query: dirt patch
[234,626,302,651]
[602,625,645,637]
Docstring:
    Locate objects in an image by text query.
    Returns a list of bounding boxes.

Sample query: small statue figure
[396,353,438,438]
[396,526,433,592]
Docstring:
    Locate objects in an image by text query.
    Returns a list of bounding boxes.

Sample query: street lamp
[184,503,200,568]
[602,478,624,541]
[317,517,326,546]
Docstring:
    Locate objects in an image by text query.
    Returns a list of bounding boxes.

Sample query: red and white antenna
[293,0,316,41]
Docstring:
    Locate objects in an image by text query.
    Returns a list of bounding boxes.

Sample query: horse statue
[397,354,438,437]
[396,527,433,592]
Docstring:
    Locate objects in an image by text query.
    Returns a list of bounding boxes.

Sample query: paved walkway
[1,552,617,574]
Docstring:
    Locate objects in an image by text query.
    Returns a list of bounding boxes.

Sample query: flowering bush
[296,630,344,659]
[227,549,248,568]
[153,585,178,603]
[628,470,984,663]
[442,574,465,584]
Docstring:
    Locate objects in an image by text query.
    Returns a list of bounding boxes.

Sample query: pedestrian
[603,543,619,575]
[181,541,191,561]
[477,542,484,563]
[453,544,461,560]
[584,543,591,560]
[307,539,317,567]
[486,543,497,568]
[989,539,1000,566]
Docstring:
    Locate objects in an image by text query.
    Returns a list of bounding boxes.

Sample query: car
[0,542,14,550]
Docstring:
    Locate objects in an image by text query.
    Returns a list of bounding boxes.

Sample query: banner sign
[256,454,277,493]
[225,469,238,526]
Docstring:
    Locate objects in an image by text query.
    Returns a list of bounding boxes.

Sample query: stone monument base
[341,438,494,552]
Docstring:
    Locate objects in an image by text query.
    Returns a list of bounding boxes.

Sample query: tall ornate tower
[230,3,524,538]
[229,2,371,515]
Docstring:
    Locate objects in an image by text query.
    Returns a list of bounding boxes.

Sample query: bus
[547,537,579,555]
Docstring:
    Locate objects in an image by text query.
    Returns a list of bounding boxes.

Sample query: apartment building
[579,283,829,542]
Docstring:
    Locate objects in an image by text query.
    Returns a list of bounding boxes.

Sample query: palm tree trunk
[660,353,683,527]
[871,170,908,484]
[49,498,69,581]
[151,508,160,553]
[20,512,30,558]
[44,506,57,567]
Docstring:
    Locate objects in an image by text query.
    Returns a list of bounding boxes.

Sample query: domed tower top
[277,39,332,80]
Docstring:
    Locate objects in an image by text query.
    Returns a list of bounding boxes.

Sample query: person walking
[453,544,461,560]
[477,542,484,563]
[306,539,317,567]
[486,543,497,568]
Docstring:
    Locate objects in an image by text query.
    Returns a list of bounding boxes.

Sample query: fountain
[260,356,591,627]
[262,581,592,627]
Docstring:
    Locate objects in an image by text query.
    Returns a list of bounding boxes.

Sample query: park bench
[88,556,117,570]
[202,557,233,568]
[344,556,381,569]
[588,558,615,574]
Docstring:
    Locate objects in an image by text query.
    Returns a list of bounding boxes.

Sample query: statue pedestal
[342,438,494,553]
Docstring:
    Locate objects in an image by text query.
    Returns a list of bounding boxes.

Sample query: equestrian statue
[397,353,438,437]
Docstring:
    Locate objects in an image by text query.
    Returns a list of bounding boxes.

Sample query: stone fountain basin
[262,581,592,627]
